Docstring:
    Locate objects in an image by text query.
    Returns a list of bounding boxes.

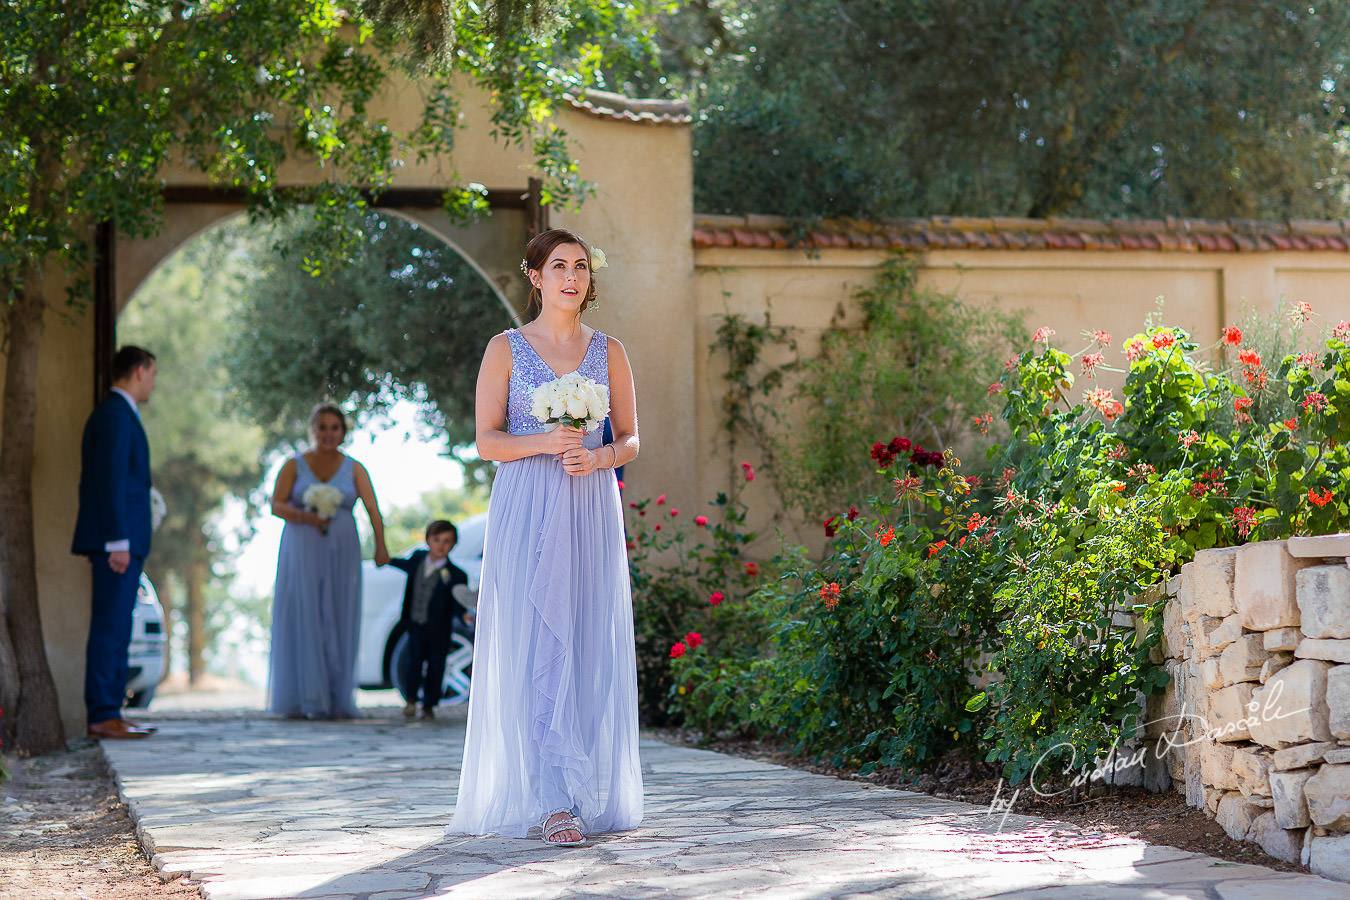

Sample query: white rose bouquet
[149,487,167,532]
[530,372,610,434]
[302,483,344,535]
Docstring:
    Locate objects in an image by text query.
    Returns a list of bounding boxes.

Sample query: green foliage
[625,476,766,726]
[222,209,511,469]
[711,256,1025,520]
[659,298,1350,786]
[684,0,1350,220]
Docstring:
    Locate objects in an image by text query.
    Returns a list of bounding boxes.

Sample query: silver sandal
[541,810,586,847]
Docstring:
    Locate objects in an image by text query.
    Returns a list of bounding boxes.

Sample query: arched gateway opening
[113,200,522,698]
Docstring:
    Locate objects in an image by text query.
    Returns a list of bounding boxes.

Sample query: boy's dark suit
[71,391,153,726]
[389,550,469,708]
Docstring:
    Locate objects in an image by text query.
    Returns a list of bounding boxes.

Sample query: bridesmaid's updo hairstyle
[309,402,348,440]
[522,227,598,322]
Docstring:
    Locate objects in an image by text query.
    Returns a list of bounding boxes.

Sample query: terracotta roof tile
[691,215,1350,253]
[564,89,690,125]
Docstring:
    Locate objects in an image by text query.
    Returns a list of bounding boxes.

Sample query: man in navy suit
[72,346,158,740]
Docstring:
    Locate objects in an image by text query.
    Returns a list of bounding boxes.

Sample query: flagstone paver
[101,707,1350,900]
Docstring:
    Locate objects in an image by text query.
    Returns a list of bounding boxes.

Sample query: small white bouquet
[302,483,344,535]
[149,487,167,532]
[530,372,610,433]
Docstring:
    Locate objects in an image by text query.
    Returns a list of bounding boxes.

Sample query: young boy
[385,520,470,720]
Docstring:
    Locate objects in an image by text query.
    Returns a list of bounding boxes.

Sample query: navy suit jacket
[389,550,469,641]
[71,392,153,559]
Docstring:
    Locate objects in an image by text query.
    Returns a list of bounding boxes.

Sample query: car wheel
[126,687,155,709]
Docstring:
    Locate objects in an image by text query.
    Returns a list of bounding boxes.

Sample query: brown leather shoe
[87,718,153,739]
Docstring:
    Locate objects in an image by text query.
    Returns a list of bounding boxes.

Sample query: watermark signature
[983,682,1308,832]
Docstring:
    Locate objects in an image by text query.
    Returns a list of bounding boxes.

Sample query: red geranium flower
[875,526,895,547]
[1309,487,1334,507]
[669,642,687,658]
[1150,330,1176,350]
[1238,348,1261,367]
[1232,506,1257,538]
[1032,326,1055,344]
[927,540,947,557]
[1221,325,1243,345]
[819,582,841,610]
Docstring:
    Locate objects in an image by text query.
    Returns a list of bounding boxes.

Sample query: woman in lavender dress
[267,403,390,719]
[447,229,642,845]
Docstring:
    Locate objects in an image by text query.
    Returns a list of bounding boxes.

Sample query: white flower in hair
[590,247,608,269]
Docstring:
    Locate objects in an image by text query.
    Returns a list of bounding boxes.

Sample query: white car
[125,573,167,708]
[356,511,487,692]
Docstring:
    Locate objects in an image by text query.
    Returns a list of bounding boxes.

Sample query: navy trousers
[400,623,450,708]
[84,553,143,725]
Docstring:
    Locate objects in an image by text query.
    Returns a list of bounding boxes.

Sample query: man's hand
[109,550,130,574]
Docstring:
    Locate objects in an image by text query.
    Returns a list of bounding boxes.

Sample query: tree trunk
[0,265,67,755]
[187,554,208,685]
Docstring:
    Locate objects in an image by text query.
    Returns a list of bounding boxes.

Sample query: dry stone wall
[1151,535,1350,880]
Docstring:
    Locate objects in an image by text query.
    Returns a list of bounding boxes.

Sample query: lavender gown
[447,328,643,838]
[266,453,362,719]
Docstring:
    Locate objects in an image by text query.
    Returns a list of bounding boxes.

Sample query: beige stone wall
[1152,538,1350,880]
[693,246,1350,549]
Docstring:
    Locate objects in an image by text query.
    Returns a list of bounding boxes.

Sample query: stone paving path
[103,706,1350,900]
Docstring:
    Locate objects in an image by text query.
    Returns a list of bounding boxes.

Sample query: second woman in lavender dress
[446,229,642,845]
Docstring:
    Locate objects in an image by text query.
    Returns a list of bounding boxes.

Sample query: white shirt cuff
[105,540,130,553]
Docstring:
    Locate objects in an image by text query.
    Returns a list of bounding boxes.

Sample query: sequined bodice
[506,328,608,448]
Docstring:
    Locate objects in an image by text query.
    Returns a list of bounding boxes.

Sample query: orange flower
[1309,487,1334,507]
[819,582,841,610]
[1221,325,1243,345]
[1150,330,1176,350]
[927,540,947,557]
[875,526,896,547]
[1238,348,1262,367]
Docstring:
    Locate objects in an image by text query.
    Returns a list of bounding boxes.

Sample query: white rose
[591,247,608,269]
[566,395,588,418]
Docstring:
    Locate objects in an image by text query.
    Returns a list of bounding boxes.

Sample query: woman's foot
[542,811,584,846]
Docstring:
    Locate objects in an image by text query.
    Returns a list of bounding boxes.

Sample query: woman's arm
[352,460,390,566]
[270,458,325,529]
[561,336,639,477]
[475,333,584,463]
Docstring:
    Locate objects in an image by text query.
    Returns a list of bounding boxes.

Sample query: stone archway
[104,184,547,398]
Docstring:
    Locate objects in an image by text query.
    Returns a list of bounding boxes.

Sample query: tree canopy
[222,209,511,472]
[676,0,1350,221]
